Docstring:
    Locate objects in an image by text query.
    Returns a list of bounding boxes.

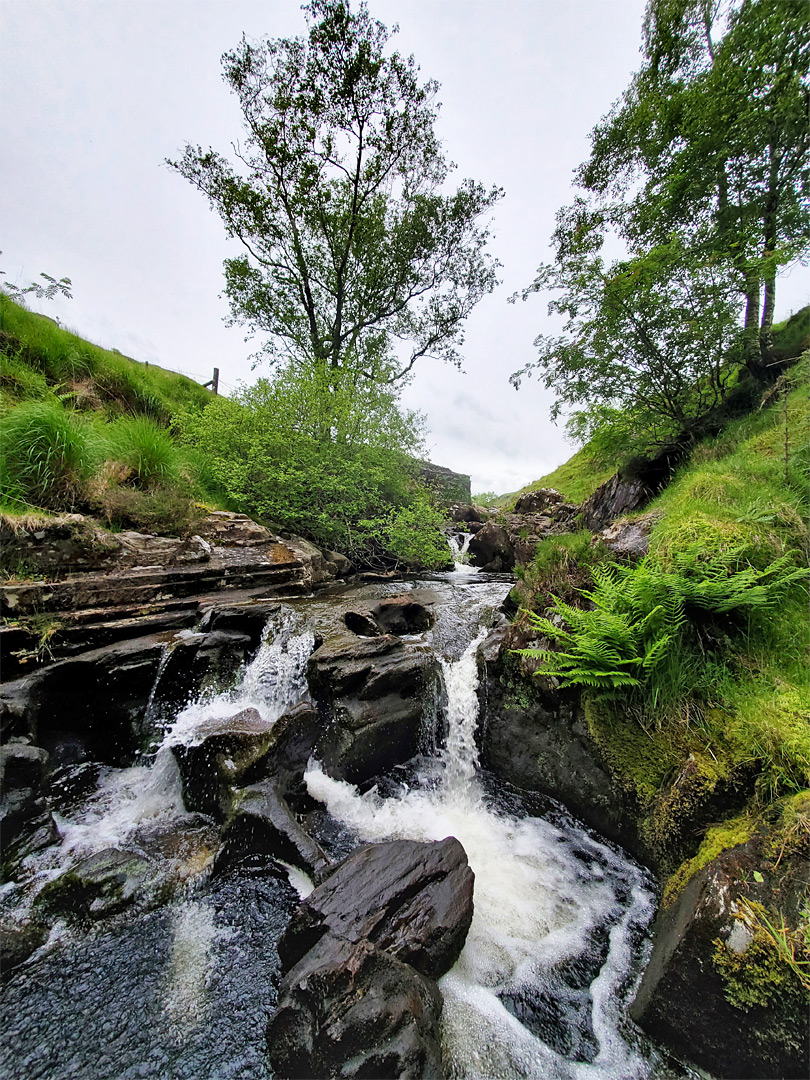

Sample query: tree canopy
[515,0,810,451]
[170,0,502,399]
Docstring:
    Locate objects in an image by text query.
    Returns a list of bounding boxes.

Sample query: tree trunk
[759,144,780,368]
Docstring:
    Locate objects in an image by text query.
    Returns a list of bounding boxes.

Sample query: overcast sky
[2,1,806,496]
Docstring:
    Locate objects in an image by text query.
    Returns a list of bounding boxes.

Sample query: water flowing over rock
[307,632,437,784]
[268,837,473,1079]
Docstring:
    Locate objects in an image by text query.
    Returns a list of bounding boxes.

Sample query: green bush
[102,416,181,488]
[0,401,97,509]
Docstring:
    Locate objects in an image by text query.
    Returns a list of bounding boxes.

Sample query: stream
[0,565,681,1080]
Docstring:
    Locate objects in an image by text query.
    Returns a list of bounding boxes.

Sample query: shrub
[0,401,97,509]
[102,416,180,487]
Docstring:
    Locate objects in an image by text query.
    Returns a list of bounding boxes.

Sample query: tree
[512,218,741,456]
[170,0,501,413]
[578,0,810,374]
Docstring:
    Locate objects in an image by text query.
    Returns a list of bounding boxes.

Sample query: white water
[8,586,657,1079]
[49,608,315,867]
[306,630,655,1080]
[448,531,480,574]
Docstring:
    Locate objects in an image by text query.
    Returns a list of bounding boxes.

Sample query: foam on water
[305,631,655,1079]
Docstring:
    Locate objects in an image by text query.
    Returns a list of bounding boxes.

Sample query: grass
[0,294,212,420]
[0,294,226,531]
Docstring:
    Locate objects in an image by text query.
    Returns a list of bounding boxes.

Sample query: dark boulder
[215,778,330,882]
[246,701,323,799]
[579,472,651,531]
[268,836,474,1079]
[0,742,59,881]
[307,633,436,783]
[268,934,444,1080]
[0,635,166,762]
[468,522,515,572]
[278,837,474,978]
[479,626,651,864]
[171,706,276,819]
[631,835,810,1079]
[370,596,434,635]
[513,488,564,515]
[343,610,382,638]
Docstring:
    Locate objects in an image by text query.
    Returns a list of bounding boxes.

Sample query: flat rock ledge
[268,836,474,1080]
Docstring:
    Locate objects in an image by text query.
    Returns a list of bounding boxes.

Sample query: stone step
[1,560,305,618]
[0,573,315,681]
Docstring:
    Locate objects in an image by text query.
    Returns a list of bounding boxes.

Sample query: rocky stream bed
[1,511,805,1079]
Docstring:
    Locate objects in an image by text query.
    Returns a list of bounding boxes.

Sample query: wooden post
[204,367,220,394]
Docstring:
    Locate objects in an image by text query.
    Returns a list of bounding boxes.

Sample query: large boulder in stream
[468,521,514,572]
[268,837,473,1080]
[307,633,436,784]
[215,778,331,882]
[631,832,810,1080]
[171,707,277,819]
[173,702,324,820]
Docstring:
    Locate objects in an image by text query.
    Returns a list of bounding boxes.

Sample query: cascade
[0,573,673,1080]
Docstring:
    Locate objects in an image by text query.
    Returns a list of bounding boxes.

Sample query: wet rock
[268,934,443,1080]
[0,742,49,788]
[196,599,281,647]
[370,596,434,635]
[246,702,323,800]
[308,633,436,784]
[215,778,330,881]
[171,706,276,819]
[344,610,382,637]
[34,847,153,921]
[468,522,514,572]
[0,916,48,980]
[268,836,473,1079]
[579,472,651,531]
[479,625,651,863]
[631,837,810,1080]
[278,837,474,979]
[148,629,254,723]
[0,635,166,760]
[594,511,660,559]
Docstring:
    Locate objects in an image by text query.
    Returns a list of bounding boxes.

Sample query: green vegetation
[494,446,613,509]
[513,367,809,886]
[513,0,809,461]
[170,0,501,411]
[0,295,450,565]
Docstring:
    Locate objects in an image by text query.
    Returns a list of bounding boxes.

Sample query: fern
[517,541,807,715]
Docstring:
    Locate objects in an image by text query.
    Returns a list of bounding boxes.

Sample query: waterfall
[49,608,314,867]
[305,614,655,1080]
[448,531,480,574]
[3,580,661,1080]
